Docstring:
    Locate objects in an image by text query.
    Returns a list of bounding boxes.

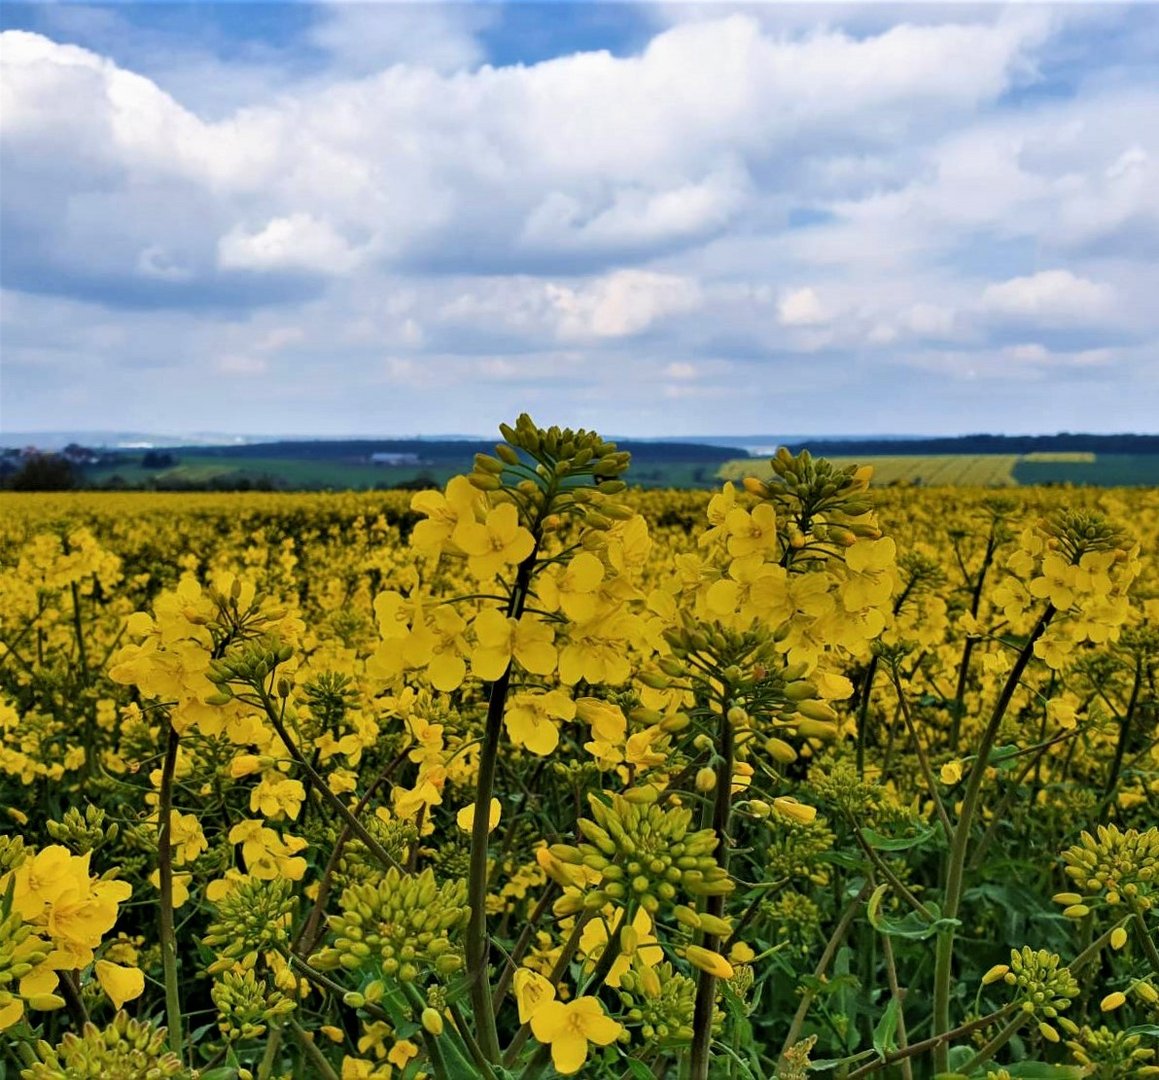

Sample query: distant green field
[79,451,1159,491]
[85,457,461,490]
[719,453,1159,488]
[85,456,725,491]
[720,454,1021,487]
[1011,455,1159,487]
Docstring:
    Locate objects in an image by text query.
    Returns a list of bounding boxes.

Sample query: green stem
[157,717,185,1059]
[932,604,1054,1073]
[958,1014,1025,1076]
[846,1004,1016,1079]
[259,688,403,873]
[689,706,735,1080]
[1102,658,1142,811]
[288,1021,341,1080]
[257,1023,284,1080]
[464,540,541,1063]
[1130,899,1159,974]
[780,883,869,1060]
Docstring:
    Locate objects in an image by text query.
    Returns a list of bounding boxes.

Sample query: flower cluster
[311,867,468,983]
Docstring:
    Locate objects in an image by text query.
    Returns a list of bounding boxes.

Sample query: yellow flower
[773,797,817,825]
[725,503,778,559]
[387,1039,419,1069]
[457,799,501,834]
[513,967,556,1023]
[149,869,193,908]
[250,773,307,820]
[410,475,483,558]
[471,610,557,682]
[403,602,471,692]
[729,941,756,964]
[453,503,535,580]
[94,959,145,1009]
[529,995,623,1075]
[538,552,606,622]
[227,821,307,881]
[940,761,963,786]
[505,690,575,756]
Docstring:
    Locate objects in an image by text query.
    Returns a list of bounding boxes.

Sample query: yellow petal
[95,960,145,1009]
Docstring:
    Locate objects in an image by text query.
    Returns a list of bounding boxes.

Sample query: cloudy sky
[1,2,1157,438]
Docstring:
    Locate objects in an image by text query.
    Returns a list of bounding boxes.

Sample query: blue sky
[2,2,1157,438]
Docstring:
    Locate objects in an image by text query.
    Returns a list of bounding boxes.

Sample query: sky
[1,1,1157,439]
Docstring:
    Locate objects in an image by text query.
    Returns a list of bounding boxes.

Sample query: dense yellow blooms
[0,423,1156,1078]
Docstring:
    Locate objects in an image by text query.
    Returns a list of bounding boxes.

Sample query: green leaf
[987,743,1023,770]
[622,1061,654,1080]
[872,997,901,1059]
[868,898,959,941]
[1127,1024,1159,1037]
[862,823,939,851]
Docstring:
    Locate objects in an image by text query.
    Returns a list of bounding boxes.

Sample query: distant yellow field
[1021,451,1096,463]
[719,453,1021,487]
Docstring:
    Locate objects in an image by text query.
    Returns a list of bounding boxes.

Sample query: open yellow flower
[456,798,501,834]
[453,503,535,580]
[513,967,555,1024]
[529,995,623,1075]
[94,959,145,1009]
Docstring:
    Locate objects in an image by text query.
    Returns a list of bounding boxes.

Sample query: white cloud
[548,270,702,339]
[980,269,1114,323]
[777,287,827,327]
[217,214,361,275]
[2,7,1158,436]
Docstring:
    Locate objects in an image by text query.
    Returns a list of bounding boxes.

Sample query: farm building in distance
[369,452,422,466]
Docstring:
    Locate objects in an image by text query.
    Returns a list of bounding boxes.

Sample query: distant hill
[774,434,1159,456]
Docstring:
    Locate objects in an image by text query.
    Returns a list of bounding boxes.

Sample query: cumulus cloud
[1,5,1158,435]
[549,270,702,339]
[217,214,362,275]
[980,269,1114,324]
[777,287,827,327]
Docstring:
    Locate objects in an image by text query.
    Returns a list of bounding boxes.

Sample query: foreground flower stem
[780,883,870,1062]
[1130,898,1159,974]
[931,604,1053,1073]
[157,715,184,1059]
[288,1020,341,1080]
[689,704,735,1080]
[258,686,404,873]
[958,1014,1026,1076]
[465,542,541,1063]
[846,1004,1017,1079]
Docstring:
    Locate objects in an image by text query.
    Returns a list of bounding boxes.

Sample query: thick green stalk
[157,717,185,1058]
[465,546,539,1062]
[689,707,735,1080]
[931,605,1053,1072]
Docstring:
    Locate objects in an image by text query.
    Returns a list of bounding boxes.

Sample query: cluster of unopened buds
[982,947,1079,1042]
[549,790,730,916]
[311,867,468,982]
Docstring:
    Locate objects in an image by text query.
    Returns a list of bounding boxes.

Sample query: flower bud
[685,946,734,980]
